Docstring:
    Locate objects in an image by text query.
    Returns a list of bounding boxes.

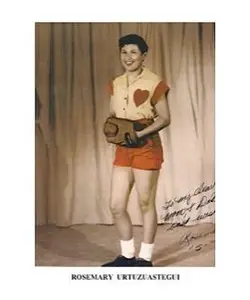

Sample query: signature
[179,229,215,251]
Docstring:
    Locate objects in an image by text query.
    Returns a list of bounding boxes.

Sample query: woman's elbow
[162,117,171,127]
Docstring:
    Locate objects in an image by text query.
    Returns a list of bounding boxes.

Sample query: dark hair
[119,34,148,54]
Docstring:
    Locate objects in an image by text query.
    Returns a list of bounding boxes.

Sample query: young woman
[102,34,171,267]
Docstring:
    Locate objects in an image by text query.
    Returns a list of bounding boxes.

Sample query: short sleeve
[107,80,115,115]
[151,81,170,105]
[107,81,114,96]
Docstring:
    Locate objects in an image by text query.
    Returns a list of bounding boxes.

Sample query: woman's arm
[110,103,116,117]
[107,81,116,117]
[136,94,171,138]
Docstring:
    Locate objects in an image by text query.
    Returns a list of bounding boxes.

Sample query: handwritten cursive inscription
[179,229,215,251]
[196,192,215,210]
[165,218,191,231]
[162,182,215,231]
[164,182,215,207]
[194,210,215,221]
[179,229,215,246]
[163,203,196,222]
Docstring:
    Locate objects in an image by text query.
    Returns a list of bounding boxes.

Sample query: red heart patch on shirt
[133,89,150,107]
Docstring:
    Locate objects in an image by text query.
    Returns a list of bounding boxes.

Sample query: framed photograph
[35,22,215,270]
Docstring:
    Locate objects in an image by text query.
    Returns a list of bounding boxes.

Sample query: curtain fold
[35,22,215,227]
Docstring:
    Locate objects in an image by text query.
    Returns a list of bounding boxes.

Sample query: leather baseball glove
[103,117,148,147]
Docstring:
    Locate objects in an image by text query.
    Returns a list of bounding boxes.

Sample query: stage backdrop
[35,22,215,227]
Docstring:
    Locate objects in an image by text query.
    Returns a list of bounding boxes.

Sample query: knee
[110,203,126,218]
[139,197,155,214]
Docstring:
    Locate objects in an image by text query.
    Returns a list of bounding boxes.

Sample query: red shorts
[113,134,164,170]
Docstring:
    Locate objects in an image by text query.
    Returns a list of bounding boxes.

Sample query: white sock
[120,238,135,259]
[138,242,154,261]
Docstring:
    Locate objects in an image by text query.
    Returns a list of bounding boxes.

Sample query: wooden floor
[35,222,215,267]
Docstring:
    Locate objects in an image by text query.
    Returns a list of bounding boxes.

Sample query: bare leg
[133,169,159,244]
[102,166,136,266]
[110,166,134,240]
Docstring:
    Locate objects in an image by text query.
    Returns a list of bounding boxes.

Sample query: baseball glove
[103,117,148,147]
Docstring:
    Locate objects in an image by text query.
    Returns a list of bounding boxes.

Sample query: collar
[122,67,148,86]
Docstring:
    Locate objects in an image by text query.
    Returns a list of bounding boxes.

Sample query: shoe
[102,255,136,267]
[135,258,153,267]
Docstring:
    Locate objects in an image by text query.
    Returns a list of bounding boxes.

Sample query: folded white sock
[138,242,154,261]
[120,238,135,259]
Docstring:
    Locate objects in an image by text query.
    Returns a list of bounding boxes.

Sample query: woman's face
[120,44,146,73]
